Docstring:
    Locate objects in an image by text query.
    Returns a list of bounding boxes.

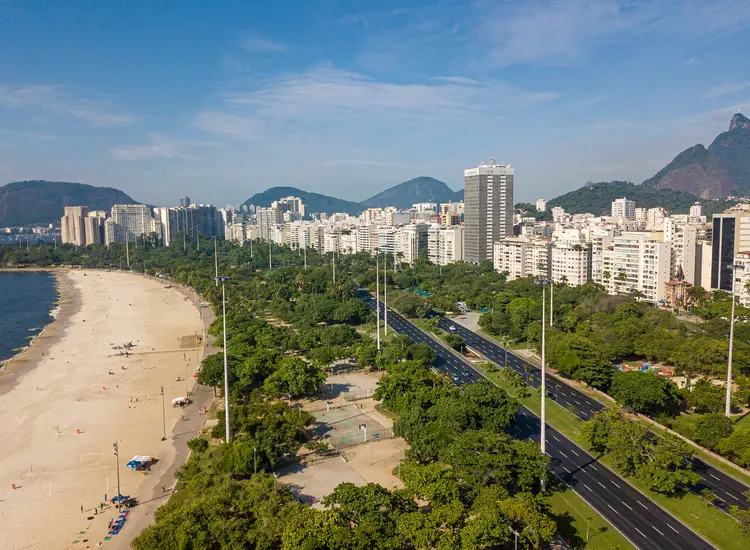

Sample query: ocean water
[0,272,59,362]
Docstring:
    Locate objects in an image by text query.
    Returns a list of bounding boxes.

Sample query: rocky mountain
[0,180,137,227]
[243,186,363,215]
[244,177,461,215]
[643,113,750,199]
[361,176,457,210]
[548,180,732,217]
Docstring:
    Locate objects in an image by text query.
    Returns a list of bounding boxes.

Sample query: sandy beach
[0,270,205,549]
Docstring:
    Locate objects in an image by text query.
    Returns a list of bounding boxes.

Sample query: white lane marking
[634,527,647,538]
[607,504,619,515]
[552,435,560,441]
[652,526,664,536]
[667,524,678,534]
[597,481,607,489]
[563,467,571,474]
[611,480,621,489]
[589,464,598,471]
[570,449,580,457]
[621,501,633,511]
[727,492,740,501]
[637,501,647,509]
[709,473,720,480]
[583,483,592,491]
[559,451,568,459]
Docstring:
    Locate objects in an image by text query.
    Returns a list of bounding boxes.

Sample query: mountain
[243,177,462,215]
[548,180,733,217]
[0,180,137,227]
[243,186,363,215]
[453,189,464,201]
[643,113,750,199]
[361,177,458,209]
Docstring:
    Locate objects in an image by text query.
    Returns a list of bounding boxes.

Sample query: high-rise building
[84,211,106,245]
[395,224,428,264]
[179,196,191,207]
[710,211,750,291]
[464,158,514,263]
[600,232,670,304]
[611,197,636,220]
[493,236,550,281]
[106,204,155,244]
[536,199,548,212]
[60,206,88,246]
[256,207,283,239]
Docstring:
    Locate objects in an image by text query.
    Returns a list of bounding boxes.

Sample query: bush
[188,437,209,454]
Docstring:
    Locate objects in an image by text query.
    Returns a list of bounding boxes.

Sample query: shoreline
[0,269,209,549]
[0,270,78,395]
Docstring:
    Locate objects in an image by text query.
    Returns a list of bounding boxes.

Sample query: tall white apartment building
[256,207,283,239]
[340,230,358,254]
[589,227,618,285]
[611,197,636,220]
[356,224,379,253]
[600,232,670,304]
[493,237,551,281]
[536,199,548,212]
[428,225,464,265]
[377,226,397,255]
[61,206,88,246]
[663,217,699,284]
[106,204,155,244]
[395,224,428,264]
[464,158,514,263]
[732,252,750,306]
[550,207,567,223]
[550,228,591,286]
[690,203,703,219]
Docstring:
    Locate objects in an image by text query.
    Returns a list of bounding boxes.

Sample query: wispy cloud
[194,65,558,141]
[0,84,135,126]
[473,0,750,66]
[108,133,195,161]
[321,159,424,169]
[705,81,750,99]
[241,34,287,53]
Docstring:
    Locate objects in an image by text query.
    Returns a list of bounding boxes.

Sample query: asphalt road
[361,292,715,550]
[440,318,750,514]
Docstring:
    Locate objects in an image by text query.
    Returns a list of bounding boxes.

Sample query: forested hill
[547,181,733,216]
[243,186,363,215]
[0,180,137,227]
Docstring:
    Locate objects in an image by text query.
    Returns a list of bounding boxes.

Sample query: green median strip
[479,366,749,550]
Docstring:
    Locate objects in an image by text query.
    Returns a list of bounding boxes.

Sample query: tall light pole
[536,278,551,490]
[332,252,336,284]
[384,253,388,335]
[726,264,744,416]
[376,252,381,351]
[113,441,122,508]
[550,283,554,327]
[217,276,232,441]
[268,228,272,269]
[160,386,167,441]
[125,235,130,268]
[304,245,307,269]
[214,237,219,286]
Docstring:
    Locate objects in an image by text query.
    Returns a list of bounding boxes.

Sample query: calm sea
[0,272,58,362]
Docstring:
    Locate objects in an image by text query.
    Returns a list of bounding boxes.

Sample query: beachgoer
[81,504,83,513]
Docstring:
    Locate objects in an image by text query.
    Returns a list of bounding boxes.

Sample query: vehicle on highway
[449,325,456,331]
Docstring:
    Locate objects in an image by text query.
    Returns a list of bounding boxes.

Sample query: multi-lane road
[360,291,716,550]
[439,317,750,514]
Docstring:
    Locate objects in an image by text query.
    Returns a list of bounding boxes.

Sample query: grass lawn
[475,365,750,550]
[733,411,750,432]
[547,489,636,550]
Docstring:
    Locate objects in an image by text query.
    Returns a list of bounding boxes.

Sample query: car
[463,371,472,378]
[449,325,456,331]
[451,374,459,381]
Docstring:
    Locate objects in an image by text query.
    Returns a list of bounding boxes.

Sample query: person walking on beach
[81,504,83,513]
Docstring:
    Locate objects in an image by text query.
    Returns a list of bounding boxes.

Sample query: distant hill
[643,113,750,199]
[243,186,363,215]
[548,180,733,217]
[361,176,458,209]
[244,177,462,215]
[453,189,464,201]
[0,180,137,227]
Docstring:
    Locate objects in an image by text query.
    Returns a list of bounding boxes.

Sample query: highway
[438,317,750,514]
[360,291,715,550]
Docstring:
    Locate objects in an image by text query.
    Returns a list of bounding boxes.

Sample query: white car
[449,325,456,331]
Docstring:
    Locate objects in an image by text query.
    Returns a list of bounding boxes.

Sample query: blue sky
[1,0,749,206]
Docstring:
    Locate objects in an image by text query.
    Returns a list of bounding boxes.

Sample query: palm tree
[499,335,513,369]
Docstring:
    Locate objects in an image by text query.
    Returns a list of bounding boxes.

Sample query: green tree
[694,413,734,450]
[263,357,326,398]
[610,371,680,416]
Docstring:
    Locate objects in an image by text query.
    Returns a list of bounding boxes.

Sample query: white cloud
[473,0,750,66]
[704,81,750,99]
[108,133,195,161]
[321,159,425,169]
[194,65,558,141]
[0,84,135,126]
[241,34,287,53]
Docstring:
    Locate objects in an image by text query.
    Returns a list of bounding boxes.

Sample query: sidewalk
[114,300,217,548]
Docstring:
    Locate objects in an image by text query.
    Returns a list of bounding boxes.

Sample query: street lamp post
[550,283,554,327]
[216,276,232,441]
[384,253,388,335]
[376,253,381,351]
[214,237,218,286]
[160,386,167,441]
[113,441,122,509]
[536,278,551,491]
[727,264,744,416]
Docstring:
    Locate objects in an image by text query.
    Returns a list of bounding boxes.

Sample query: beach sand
[0,269,205,549]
